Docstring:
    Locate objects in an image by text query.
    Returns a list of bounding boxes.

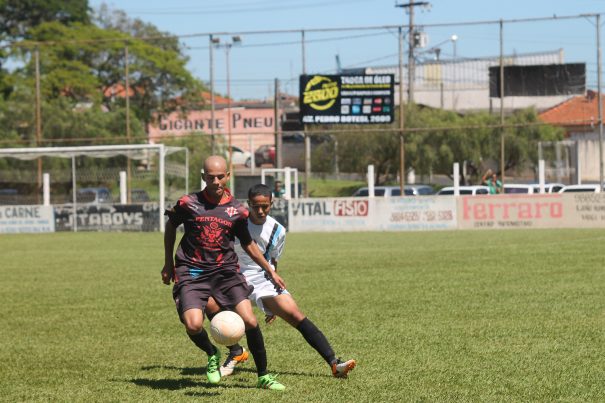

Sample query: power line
[187,31,393,51]
[125,0,366,15]
[3,12,603,49]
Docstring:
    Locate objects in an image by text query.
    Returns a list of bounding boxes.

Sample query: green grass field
[1,229,604,402]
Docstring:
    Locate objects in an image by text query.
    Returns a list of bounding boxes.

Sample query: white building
[346,49,574,112]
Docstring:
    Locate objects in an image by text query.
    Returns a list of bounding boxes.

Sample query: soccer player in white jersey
[206,183,356,379]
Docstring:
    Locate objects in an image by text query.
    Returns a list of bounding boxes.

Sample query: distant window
[505,187,529,194]
[476,188,489,194]
[562,188,597,193]
[77,191,96,203]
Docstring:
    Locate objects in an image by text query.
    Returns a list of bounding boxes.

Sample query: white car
[503,184,534,194]
[352,186,410,197]
[531,183,565,194]
[437,185,489,195]
[351,185,434,197]
[558,184,602,193]
[229,146,252,167]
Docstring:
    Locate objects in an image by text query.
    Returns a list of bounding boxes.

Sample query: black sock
[187,329,216,356]
[245,326,267,376]
[206,310,217,321]
[227,343,243,356]
[296,317,336,365]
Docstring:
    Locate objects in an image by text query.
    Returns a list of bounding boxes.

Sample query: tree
[10,20,204,136]
[0,0,89,41]
[91,5,204,131]
[332,105,564,185]
[93,4,181,53]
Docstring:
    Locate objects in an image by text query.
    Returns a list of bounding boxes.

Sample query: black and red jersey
[165,189,252,275]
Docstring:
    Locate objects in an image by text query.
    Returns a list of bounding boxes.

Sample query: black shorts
[172,267,253,319]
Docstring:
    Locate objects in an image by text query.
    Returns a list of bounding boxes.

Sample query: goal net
[0,144,188,232]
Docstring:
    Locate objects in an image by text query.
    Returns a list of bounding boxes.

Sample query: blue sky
[90,0,605,99]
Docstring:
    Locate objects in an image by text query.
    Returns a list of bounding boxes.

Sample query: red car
[254,144,275,167]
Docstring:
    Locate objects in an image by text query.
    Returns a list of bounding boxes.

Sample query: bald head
[204,155,228,173]
[202,155,230,202]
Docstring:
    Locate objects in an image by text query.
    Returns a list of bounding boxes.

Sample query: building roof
[103,83,140,98]
[539,90,604,128]
[201,91,231,105]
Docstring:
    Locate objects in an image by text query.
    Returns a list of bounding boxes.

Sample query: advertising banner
[148,108,276,150]
[456,193,605,229]
[54,203,160,232]
[288,197,456,232]
[299,74,394,124]
[561,192,605,227]
[0,205,55,233]
[288,198,372,232]
[376,197,457,231]
[458,194,566,229]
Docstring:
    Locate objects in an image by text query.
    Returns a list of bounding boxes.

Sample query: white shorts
[244,271,290,316]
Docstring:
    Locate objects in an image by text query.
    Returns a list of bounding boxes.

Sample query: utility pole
[499,19,505,184]
[395,1,430,103]
[35,47,42,203]
[398,26,406,194]
[209,35,217,155]
[125,45,131,203]
[596,14,603,188]
[274,78,282,169]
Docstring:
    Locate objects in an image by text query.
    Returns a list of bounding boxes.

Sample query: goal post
[0,144,188,232]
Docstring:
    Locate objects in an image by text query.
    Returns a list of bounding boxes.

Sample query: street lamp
[211,36,242,192]
[451,34,458,110]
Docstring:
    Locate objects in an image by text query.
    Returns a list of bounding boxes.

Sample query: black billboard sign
[54,202,160,232]
[489,63,585,97]
[299,74,394,124]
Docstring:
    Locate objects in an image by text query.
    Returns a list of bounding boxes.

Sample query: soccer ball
[209,311,245,346]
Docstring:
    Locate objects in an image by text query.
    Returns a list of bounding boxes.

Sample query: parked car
[406,184,435,195]
[254,144,276,167]
[230,146,252,167]
[503,184,534,194]
[558,184,602,193]
[76,187,113,205]
[131,188,151,202]
[351,185,434,197]
[531,183,565,194]
[437,185,489,195]
[352,186,410,197]
[0,188,19,205]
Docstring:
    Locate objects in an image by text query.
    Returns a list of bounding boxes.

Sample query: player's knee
[282,311,306,326]
[184,316,204,334]
[241,315,258,329]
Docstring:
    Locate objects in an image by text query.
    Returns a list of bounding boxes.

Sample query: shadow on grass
[129,377,256,393]
[129,377,206,391]
[141,364,327,378]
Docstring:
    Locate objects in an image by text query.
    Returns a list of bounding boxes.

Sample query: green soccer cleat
[256,373,286,391]
[206,349,221,384]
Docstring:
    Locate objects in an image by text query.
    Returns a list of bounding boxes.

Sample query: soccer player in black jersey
[161,155,286,391]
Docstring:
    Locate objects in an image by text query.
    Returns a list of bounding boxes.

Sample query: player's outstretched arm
[161,220,177,285]
[241,241,286,290]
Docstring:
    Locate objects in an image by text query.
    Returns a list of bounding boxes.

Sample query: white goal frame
[0,144,188,232]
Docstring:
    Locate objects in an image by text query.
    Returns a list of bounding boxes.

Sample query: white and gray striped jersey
[235,215,286,276]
